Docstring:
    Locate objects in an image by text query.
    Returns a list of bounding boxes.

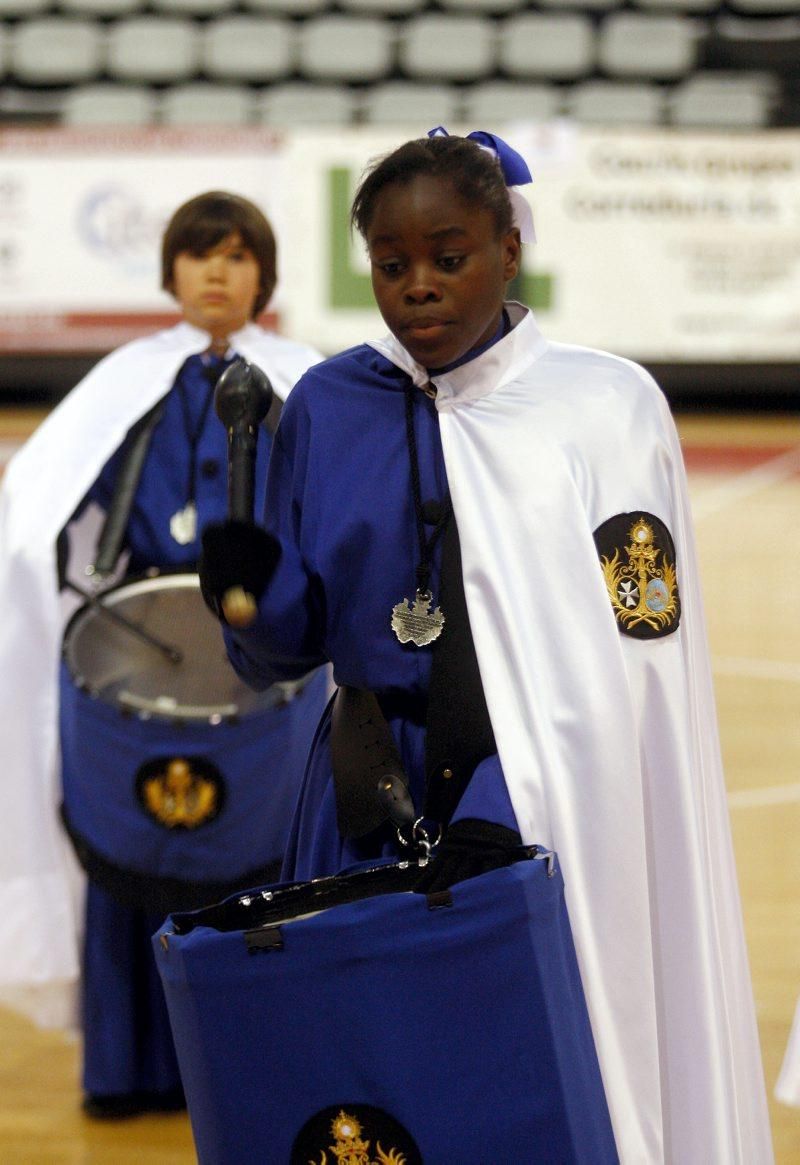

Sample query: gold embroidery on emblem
[141,758,218,829]
[600,518,678,632]
[310,1109,407,1165]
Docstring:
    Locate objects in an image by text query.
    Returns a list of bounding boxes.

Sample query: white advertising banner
[0,127,289,350]
[0,125,798,363]
[281,124,800,363]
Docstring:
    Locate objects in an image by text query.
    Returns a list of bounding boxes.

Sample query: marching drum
[155,850,618,1165]
[60,571,327,911]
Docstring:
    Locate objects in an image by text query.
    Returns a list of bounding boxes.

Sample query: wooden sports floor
[0,405,798,1164]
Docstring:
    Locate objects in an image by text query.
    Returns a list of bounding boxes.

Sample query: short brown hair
[161,190,277,318]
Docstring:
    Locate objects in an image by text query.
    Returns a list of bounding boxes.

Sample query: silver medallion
[169,501,197,545]
[391,590,445,647]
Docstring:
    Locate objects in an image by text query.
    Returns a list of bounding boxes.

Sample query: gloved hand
[413,818,523,894]
[199,519,280,624]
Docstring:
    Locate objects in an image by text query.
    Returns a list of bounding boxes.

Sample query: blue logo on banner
[77,186,163,276]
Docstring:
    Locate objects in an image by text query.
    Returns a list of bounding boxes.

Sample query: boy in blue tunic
[0,191,326,1119]
[199,136,771,1161]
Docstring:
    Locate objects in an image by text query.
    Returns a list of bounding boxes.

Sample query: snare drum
[59,571,328,911]
[154,851,618,1165]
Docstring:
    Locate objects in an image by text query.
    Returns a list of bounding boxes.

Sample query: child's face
[170,231,261,344]
[366,175,520,369]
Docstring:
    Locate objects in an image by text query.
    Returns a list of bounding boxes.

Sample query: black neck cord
[403,384,452,596]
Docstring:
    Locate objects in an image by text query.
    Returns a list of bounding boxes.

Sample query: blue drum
[155,850,618,1165]
[60,571,327,912]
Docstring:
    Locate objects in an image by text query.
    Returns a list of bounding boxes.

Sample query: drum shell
[154,857,618,1165]
[59,660,328,890]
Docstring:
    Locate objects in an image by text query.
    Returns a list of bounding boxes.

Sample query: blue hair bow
[427,126,535,241]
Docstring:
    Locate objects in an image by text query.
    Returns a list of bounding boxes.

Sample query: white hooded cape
[369,306,773,1164]
[0,321,320,1029]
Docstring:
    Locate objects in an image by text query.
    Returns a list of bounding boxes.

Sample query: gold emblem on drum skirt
[135,756,224,829]
[291,1104,421,1165]
[594,512,681,639]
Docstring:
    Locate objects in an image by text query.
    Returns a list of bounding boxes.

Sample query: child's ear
[503,228,522,282]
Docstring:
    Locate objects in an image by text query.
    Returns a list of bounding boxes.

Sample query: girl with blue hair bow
[200,130,771,1163]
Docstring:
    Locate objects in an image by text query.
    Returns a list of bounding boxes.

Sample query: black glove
[199,519,280,623]
[413,818,523,894]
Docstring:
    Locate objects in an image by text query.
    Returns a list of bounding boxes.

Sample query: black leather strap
[331,686,415,839]
[91,397,166,577]
[424,509,496,827]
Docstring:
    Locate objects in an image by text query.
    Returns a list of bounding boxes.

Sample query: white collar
[170,319,262,355]
[366,303,548,410]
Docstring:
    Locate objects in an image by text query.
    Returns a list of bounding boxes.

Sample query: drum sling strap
[91,397,167,577]
[332,509,496,843]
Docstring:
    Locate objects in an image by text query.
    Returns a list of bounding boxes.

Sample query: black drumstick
[214,359,273,627]
[63,579,183,664]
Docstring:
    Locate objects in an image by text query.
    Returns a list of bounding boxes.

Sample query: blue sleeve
[224,385,327,688]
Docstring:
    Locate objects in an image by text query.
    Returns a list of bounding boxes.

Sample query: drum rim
[61,568,315,723]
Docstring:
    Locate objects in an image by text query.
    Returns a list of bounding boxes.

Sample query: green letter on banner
[328,166,553,312]
[329,167,374,309]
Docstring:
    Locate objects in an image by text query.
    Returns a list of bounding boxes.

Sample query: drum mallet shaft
[63,579,183,664]
[213,359,274,628]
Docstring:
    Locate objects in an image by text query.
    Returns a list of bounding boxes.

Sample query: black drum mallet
[213,358,274,628]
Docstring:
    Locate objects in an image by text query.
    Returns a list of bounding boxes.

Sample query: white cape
[370,305,773,1163]
[775,996,800,1107]
[0,321,321,1028]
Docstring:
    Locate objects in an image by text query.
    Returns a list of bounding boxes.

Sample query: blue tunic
[86,353,267,571]
[225,345,518,881]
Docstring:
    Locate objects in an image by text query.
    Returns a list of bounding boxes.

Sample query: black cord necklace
[169,357,224,546]
[390,384,452,646]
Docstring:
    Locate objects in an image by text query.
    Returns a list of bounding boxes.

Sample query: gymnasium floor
[0,405,798,1164]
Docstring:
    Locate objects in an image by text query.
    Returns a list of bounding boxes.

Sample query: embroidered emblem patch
[291,1104,422,1165]
[594,512,681,639]
[135,755,224,829]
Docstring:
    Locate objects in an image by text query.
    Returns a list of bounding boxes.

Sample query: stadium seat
[151,0,237,13]
[400,15,495,80]
[61,83,156,124]
[339,0,426,13]
[669,69,778,125]
[297,16,394,81]
[707,16,800,73]
[0,0,50,14]
[566,79,665,123]
[729,0,800,11]
[60,0,147,14]
[360,81,461,123]
[630,0,718,10]
[160,83,254,124]
[438,0,526,14]
[10,18,103,85]
[243,0,329,11]
[598,13,702,79]
[536,0,623,9]
[499,14,595,80]
[461,80,561,122]
[256,82,357,125]
[107,17,200,82]
[202,17,293,83]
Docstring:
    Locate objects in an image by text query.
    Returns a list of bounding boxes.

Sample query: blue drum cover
[60,662,329,882]
[155,856,618,1165]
